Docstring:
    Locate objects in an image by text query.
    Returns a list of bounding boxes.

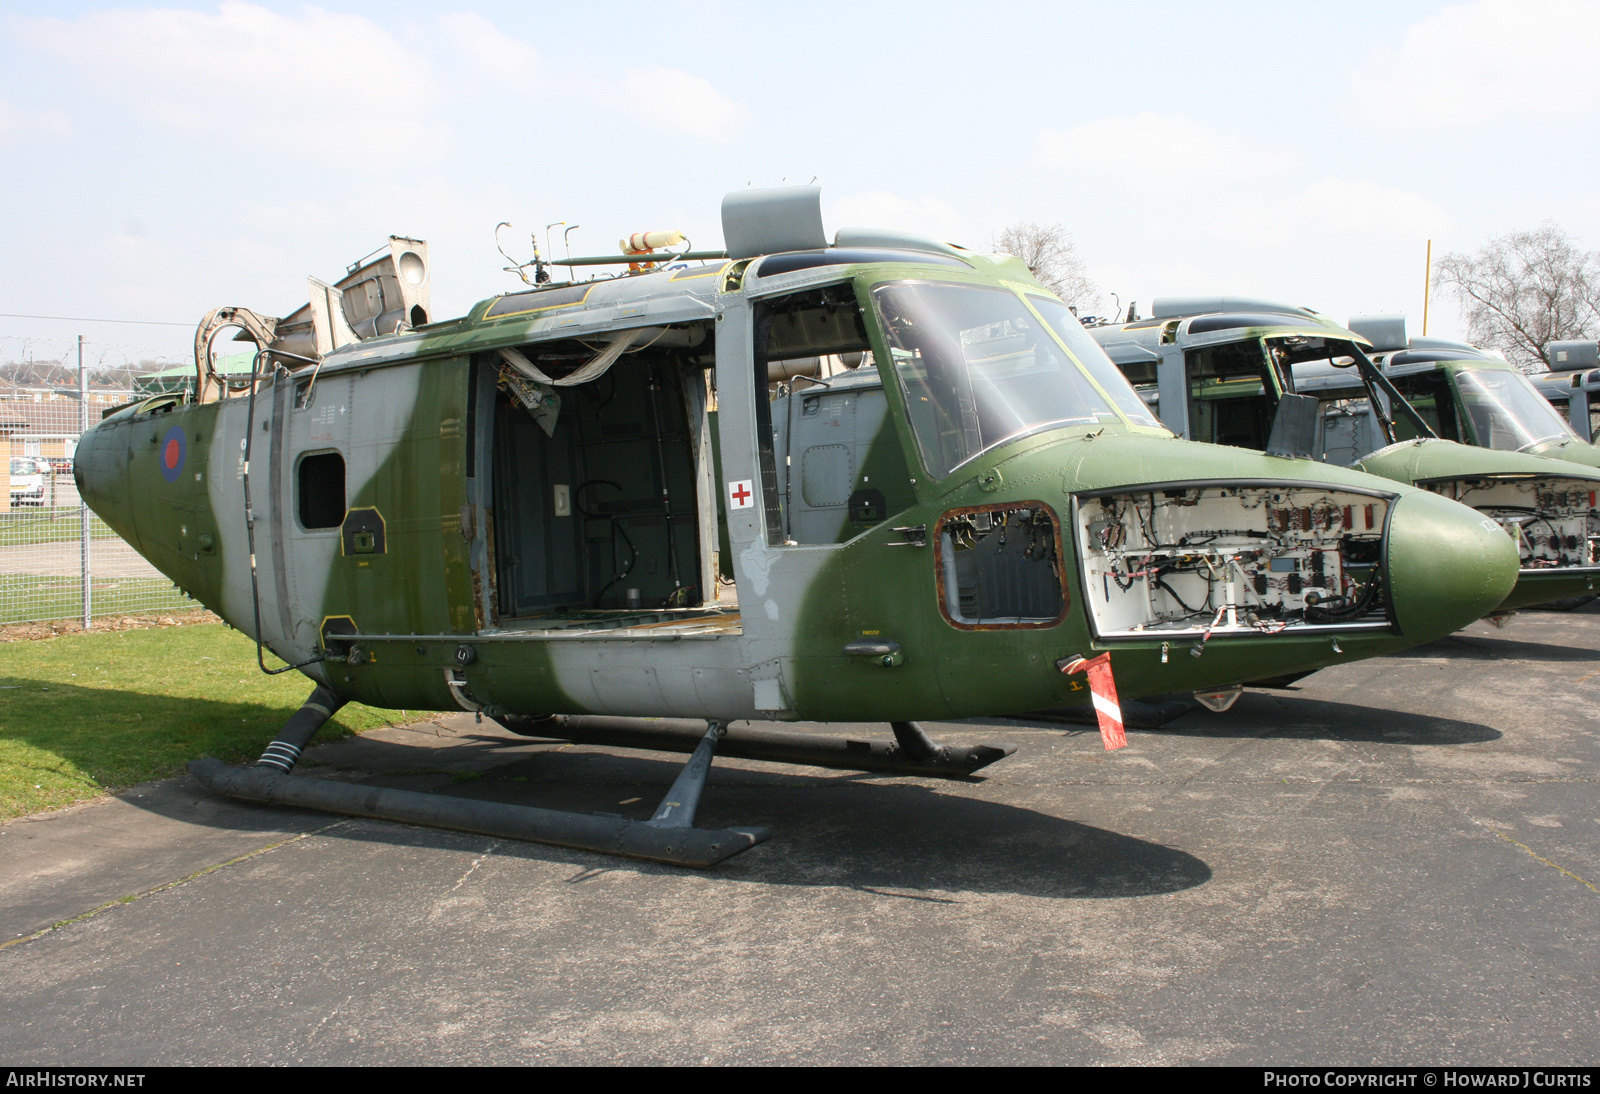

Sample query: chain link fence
[2,335,195,627]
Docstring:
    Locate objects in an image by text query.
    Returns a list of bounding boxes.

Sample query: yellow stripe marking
[1492,829,1599,894]
[0,820,346,952]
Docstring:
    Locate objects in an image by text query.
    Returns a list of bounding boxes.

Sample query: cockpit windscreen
[872,281,1120,478]
[1026,296,1164,429]
[1455,368,1576,450]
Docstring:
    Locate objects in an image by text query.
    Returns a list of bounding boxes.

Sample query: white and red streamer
[1061,653,1127,751]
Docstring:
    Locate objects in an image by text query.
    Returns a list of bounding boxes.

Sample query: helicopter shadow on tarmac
[1396,631,1600,664]
[132,732,1214,901]
[1005,691,1503,747]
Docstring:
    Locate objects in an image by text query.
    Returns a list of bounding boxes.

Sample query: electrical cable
[594,521,638,608]
[0,312,189,327]
[1153,574,1207,617]
[575,480,640,608]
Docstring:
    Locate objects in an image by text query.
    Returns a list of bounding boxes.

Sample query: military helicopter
[75,189,1517,866]
[1088,301,1600,614]
[1330,320,1600,472]
[1529,339,1600,447]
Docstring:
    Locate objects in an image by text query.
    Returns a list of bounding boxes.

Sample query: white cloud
[17,2,442,162]
[825,191,970,246]
[439,12,541,89]
[620,67,748,141]
[1037,113,1286,178]
[0,99,70,143]
[1221,179,1452,247]
[1352,0,1600,125]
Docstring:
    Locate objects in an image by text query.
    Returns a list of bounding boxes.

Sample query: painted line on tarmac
[1482,826,1599,895]
[0,820,348,952]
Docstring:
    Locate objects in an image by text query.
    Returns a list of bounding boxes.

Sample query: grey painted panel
[801,444,852,507]
[721,187,826,260]
[1156,346,1190,438]
[587,665,664,715]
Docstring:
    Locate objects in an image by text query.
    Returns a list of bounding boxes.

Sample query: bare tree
[994,221,1099,310]
[1434,222,1600,373]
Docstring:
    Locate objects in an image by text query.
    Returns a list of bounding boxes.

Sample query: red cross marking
[731,482,752,506]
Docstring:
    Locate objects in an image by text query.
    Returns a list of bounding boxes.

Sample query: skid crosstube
[187,757,770,868]
[534,715,1016,779]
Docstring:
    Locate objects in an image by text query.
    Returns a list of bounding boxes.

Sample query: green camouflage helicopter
[75,189,1517,866]
[1088,301,1600,614]
[1332,319,1600,476]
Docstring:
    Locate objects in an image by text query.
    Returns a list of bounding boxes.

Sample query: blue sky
[3,0,1597,369]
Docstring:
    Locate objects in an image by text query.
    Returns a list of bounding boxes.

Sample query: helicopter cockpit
[1449,366,1577,451]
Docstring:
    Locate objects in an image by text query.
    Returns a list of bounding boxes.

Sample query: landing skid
[511,715,1016,780]
[188,692,1016,868]
[190,718,768,868]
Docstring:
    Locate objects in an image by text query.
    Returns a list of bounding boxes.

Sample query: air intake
[1547,340,1600,374]
[721,186,827,260]
[1348,315,1408,352]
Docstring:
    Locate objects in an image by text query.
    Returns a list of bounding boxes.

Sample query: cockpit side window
[1388,370,1460,442]
[752,283,876,546]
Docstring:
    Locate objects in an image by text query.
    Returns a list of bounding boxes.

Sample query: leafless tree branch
[1434,221,1600,373]
[994,221,1099,310]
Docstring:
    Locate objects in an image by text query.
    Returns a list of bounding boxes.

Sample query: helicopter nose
[1384,488,1519,642]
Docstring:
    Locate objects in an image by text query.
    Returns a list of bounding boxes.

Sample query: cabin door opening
[485,324,715,619]
[751,281,899,546]
[1184,340,1278,449]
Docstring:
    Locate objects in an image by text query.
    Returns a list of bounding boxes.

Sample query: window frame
[933,500,1070,630]
[294,448,348,533]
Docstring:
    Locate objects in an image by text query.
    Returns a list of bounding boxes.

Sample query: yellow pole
[1422,239,1432,337]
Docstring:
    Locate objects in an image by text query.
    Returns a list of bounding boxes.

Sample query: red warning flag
[1060,653,1127,750]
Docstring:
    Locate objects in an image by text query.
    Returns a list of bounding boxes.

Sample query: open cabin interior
[479,317,732,636]
[467,269,1080,638]
[473,276,923,637]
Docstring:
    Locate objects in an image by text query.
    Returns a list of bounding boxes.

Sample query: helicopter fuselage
[77,255,1519,720]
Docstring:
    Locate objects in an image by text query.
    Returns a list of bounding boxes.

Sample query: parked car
[47,456,73,475]
[9,457,44,506]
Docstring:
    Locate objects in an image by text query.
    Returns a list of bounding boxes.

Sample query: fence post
[79,334,90,631]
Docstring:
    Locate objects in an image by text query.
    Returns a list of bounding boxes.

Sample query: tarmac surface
[1,608,1597,1065]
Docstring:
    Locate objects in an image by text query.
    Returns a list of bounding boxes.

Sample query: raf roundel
[158,424,186,484]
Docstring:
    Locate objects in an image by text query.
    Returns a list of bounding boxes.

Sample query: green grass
[1,575,192,625]
[0,623,412,819]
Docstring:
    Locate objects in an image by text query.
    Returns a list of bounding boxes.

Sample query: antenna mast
[1422,239,1433,337]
